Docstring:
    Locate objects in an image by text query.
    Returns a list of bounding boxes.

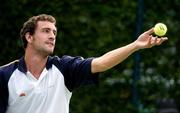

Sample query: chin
[46,50,54,55]
[43,49,54,56]
[46,47,54,53]
[49,51,54,55]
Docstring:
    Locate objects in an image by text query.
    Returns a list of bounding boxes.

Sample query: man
[0,14,168,113]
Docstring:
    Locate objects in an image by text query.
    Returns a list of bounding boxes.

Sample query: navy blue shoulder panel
[49,55,98,92]
[0,60,19,113]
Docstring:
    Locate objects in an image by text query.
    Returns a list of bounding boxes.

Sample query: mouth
[45,42,54,47]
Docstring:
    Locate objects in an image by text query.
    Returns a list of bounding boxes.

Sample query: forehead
[36,21,57,30]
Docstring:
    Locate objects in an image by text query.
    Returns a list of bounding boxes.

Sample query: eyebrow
[42,27,57,33]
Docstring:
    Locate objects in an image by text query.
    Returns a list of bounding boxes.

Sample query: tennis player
[0,14,168,113]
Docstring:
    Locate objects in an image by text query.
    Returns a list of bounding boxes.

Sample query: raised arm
[91,28,168,73]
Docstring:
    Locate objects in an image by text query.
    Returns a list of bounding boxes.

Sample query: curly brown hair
[20,14,56,48]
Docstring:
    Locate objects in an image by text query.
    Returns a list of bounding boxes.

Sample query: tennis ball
[154,23,167,36]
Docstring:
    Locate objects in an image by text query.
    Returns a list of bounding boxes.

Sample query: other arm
[91,28,168,73]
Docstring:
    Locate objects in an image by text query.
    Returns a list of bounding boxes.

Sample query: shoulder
[49,55,92,72]
[0,60,19,72]
[52,55,84,61]
[50,55,85,65]
[0,60,19,82]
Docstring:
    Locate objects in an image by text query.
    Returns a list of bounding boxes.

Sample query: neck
[24,48,48,79]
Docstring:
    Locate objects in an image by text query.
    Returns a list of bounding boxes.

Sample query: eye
[53,30,57,36]
[43,29,50,33]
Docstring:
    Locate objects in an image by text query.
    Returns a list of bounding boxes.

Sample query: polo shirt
[0,55,98,113]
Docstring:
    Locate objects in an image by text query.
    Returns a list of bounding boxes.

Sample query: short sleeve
[0,66,14,113]
[53,55,99,92]
[0,76,7,113]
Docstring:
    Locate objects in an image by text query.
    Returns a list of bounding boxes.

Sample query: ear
[25,32,33,43]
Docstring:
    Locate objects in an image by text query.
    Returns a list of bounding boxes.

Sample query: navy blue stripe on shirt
[51,55,99,92]
[0,60,19,113]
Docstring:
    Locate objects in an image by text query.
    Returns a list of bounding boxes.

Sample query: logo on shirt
[19,92,26,97]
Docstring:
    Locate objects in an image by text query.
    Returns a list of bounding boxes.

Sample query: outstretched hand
[135,28,168,49]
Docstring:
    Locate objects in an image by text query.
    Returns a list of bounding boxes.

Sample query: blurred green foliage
[0,0,180,113]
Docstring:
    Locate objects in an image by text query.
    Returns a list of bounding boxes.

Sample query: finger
[150,36,157,45]
[147,36,152,47]
[160,37,168,43]
[156,37,168,45]
[161,37,168,40]
[156,38,162,45]
[145,27,154,35]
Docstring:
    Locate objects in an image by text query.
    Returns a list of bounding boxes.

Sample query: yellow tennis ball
[154,23,167,36]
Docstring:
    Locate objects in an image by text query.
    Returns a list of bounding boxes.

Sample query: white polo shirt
[0,55,98,113]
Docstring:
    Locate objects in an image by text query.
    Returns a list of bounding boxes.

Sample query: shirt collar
[18,56,53,74]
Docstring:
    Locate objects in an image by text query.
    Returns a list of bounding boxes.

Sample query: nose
[49,37,55,42]
[49,31,56,41]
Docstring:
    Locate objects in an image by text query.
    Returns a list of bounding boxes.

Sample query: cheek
[34,35,44,43]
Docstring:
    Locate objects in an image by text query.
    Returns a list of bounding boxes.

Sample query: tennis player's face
[31,21,57,56]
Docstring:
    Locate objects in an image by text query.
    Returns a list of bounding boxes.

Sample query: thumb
[144,27,154,35]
